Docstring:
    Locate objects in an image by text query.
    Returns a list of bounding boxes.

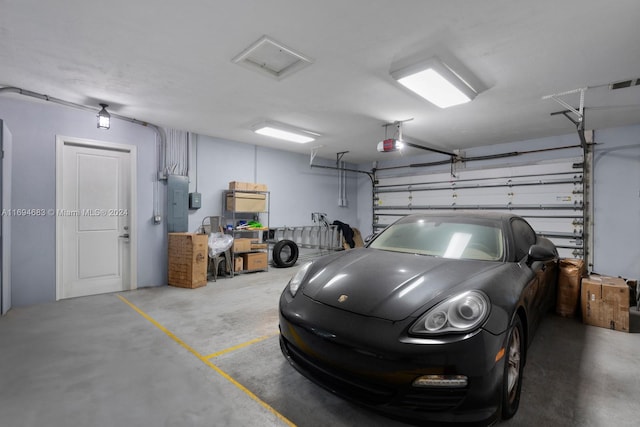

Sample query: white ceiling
[2,0,640,163]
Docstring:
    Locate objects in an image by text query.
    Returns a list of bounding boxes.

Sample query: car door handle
[119,233,130,238]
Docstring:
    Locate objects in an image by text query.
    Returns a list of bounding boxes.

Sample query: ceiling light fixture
[391,57,478,108]
[97,103,111,129]
[252,121,319,144]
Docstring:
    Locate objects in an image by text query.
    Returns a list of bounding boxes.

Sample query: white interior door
[57,138,136,299]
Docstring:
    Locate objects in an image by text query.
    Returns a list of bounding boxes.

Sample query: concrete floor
[1,263,638,427]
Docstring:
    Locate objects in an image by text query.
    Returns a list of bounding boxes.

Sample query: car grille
[284,337,395,404]
[397,390,468,412]
[282,337,467,412]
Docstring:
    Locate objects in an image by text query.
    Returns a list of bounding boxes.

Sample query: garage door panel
[374,157,585,258]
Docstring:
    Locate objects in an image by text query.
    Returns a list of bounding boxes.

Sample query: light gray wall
[0,96,165,306]
[592,125,640,279]
[357,127,640,280]
[187,135,359,231]
[0,96,360,307]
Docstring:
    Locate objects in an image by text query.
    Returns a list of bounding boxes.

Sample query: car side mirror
[526,244,556,266]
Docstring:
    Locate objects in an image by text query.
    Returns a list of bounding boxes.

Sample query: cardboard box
[556,258,586,317]
[241,252,268,271]
[234,256,244,272]
[232,238,254,253]
[581,275,630,332]
[226,192,266,212]
[250,242,268,250]
[228,181,268,192]
[168,233,208,288]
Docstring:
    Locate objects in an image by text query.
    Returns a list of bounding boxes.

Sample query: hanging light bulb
[97,103,111,129]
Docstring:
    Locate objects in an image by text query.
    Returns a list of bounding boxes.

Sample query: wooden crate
[168,233,208,288]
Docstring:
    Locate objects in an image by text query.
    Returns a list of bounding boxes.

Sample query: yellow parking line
[204,334,278,360]
[117,294,296,427]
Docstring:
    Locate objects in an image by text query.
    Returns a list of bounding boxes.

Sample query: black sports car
[279,212,558,425]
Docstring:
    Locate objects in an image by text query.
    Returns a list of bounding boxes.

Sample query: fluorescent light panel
[391,58,477,108]
[252,121,318,144]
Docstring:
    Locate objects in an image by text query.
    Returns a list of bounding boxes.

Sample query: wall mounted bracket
[543,87,586,126]
[543,87,588,148]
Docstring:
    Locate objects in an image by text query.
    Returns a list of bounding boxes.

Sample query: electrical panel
[167,175,188,232]
[189,192,201,210]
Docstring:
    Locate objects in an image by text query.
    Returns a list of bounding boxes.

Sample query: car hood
[302,248,503,321]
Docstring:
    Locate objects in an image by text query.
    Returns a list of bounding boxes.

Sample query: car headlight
[410,290,489,335]
[288,261,312,296]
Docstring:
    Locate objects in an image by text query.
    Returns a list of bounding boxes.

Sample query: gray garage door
[373,156,586,260]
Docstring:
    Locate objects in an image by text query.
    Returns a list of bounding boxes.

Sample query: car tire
[272,240,299,268]
[501,315,525,420]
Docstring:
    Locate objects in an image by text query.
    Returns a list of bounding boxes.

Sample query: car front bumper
[279,292,507,425]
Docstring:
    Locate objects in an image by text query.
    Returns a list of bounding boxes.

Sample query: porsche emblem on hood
[338,294,348,303]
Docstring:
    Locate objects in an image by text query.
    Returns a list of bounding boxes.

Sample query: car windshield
[368,217,504,261]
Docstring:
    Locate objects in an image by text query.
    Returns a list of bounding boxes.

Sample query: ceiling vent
[232,35,313,80]
[609,78,640,90]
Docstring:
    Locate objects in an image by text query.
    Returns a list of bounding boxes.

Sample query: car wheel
[502,315,525,420]
[272,240,299,268]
